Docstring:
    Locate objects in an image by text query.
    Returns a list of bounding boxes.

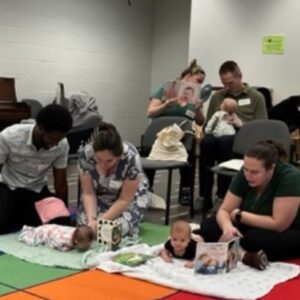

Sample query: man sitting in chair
[199,61,267,217]
[0,104,73,234]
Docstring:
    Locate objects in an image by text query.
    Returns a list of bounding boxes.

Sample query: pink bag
[35,197,70,224]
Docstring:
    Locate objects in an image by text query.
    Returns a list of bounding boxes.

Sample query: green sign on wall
[262,35,285,54]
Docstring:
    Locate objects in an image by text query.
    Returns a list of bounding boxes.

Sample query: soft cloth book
[112,252,153,267]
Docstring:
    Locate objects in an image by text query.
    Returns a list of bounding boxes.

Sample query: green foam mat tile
[0,254,79,289]
[140,222,169,245]
[0,283,15,296]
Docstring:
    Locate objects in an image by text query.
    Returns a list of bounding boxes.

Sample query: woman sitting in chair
[196,140,300,262]
[77,122,151,236]
[146,59,206,205]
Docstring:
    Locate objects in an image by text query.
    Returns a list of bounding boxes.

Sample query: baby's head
[220,97,237,114]
[73,225,95,251]
[170,220,191,253]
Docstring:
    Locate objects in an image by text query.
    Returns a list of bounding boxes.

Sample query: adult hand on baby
[87,219,98,234]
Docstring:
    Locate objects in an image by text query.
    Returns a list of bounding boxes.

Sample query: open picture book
[162,80,201,103]
[194,238,240,275]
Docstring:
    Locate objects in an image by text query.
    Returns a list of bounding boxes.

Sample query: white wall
[0,0,153,144]
[151,0,191,92]
[189,0,300,104]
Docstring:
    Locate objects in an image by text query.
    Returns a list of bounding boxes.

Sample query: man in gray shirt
[0,104,73,234]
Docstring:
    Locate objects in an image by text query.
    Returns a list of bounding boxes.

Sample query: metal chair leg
[165,169,173,225]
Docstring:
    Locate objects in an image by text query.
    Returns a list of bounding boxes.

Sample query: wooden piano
[0,77,31,131]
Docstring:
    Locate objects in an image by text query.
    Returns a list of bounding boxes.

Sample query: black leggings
[199,217,300,261]
[199,135,235,208]
[0,183,71,234]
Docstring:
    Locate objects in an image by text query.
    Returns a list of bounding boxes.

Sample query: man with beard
[0,104,73,234]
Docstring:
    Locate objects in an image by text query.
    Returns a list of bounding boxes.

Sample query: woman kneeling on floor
[196,140,300,269]
[77,122,151,236]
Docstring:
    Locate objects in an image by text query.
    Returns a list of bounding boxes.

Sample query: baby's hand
[163,256,173,263]
[184,260,195,268]
[228,113,243,128]
[160,249,173,263]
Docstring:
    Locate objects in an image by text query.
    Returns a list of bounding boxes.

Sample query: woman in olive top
[146,59,205,205]
[198,140,300,262]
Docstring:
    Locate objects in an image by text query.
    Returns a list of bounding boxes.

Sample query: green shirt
[151,85,197,120]
[205,85,267,126]
[230,161,300,229]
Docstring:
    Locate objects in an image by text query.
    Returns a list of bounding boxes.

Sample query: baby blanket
[0,232,139,270]
[93,244,300,300]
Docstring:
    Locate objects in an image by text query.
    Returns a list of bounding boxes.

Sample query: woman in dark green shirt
[198,140,300,264]
[145,59,206,205]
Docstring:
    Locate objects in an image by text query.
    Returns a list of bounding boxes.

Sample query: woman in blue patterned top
[77,122,151,236]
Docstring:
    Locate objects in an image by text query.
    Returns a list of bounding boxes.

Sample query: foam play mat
[0,222,299,300]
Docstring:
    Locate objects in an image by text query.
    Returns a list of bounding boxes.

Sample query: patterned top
[19,224,76,251]
[205,111,236,137]
[0,124,69,192]
[78,142,149,208]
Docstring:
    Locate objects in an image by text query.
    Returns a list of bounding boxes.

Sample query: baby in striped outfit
[19,224,94,251]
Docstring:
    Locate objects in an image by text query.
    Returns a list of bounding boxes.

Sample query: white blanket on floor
[91,244,300,300]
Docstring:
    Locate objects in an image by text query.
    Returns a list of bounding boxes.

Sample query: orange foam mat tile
[0,291,42,299]
[26,269,176,300]
[164,291,216,300]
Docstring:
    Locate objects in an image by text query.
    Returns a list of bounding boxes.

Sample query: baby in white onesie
[205,97,238,137]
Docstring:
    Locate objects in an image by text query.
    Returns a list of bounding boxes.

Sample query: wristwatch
[235,209,242,224]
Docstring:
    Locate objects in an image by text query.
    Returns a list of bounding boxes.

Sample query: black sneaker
[242,250,269,270]
[179,187,191,206]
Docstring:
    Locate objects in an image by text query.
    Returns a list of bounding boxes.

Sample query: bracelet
[235,209,242,224]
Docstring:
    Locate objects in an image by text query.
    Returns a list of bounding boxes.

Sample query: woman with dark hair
[77,122,151,236]
[197,140,300,267]
[146,59,206,205]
